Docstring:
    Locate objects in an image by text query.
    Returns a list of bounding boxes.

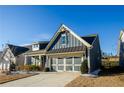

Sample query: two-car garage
[51,57,82,72]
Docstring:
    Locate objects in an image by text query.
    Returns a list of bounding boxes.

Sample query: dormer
[32,42,40,51]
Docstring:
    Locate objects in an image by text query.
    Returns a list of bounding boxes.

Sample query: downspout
[87,46,93,73]
[87,48,91,73]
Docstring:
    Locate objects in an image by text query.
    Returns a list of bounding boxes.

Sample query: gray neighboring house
[119,30,124,67]
[0,44,31,71]
[0,51,10,71]
[25,24,101,73]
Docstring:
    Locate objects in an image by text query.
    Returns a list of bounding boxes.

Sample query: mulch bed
[0,73,38,84]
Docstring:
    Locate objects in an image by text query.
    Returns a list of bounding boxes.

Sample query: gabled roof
[46,24,92,50]
[119,30,124,40]
[7,44,29,56]
[39,41,49,50]
[81,34,97,45]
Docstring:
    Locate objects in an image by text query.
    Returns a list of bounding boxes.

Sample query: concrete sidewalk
[0,72,79,87]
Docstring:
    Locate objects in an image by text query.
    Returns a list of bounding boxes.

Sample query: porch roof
[47,46,86,54]
[24,50,46,56]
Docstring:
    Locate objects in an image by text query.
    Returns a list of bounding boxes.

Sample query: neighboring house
[0,51,2,59]
[25,24,101,73]
[0,51,10,71]
[119,30,124,67]
[0,44,30,71]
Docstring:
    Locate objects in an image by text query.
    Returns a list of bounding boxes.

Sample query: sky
[0,5,124,55]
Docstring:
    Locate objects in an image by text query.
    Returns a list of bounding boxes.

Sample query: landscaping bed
[65,74,124,87]
[65,67,124,87]
[0,73,38,84]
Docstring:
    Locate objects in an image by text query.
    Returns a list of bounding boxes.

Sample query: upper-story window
[32,44,39,51]
[61,33,68,45]
[33,44,38,48]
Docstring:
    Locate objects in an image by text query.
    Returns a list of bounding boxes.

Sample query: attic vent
[61,27,66,32]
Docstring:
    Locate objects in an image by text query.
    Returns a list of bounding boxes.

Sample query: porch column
[39,55,41,66]
[49,57,51,71]
[45,56,49,68]
[24,55,27,65]
[87,49,91,73]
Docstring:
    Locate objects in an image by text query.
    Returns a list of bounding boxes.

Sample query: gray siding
[119,41,124,67]
[88,36,101,72]
[49,32,83,50]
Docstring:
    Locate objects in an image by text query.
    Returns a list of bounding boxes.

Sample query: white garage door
[51,57,82,72]
[74,57,82,71]
[58,58,64,71]
[66,57,73,71]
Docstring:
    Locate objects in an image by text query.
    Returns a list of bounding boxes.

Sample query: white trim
[62,24,92,47]
[56,58,58,71]
[72,57,74,71]
[87,49,91,73]
[64,58,66,71]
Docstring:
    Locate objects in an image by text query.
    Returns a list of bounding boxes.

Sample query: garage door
[51,57,82,72]
[74,57,82,71]
[51,58,64,72]
[58,58,64,71]
[66,57,73,71]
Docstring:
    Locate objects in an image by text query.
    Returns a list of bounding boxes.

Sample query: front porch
[24,50,46,71]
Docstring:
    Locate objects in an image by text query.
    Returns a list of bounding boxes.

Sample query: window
[66,58,72,64]
[74,66,80,71]
[66,66,73,71]
[74,57,81,64]
[58,66,64,70]
[61,34,66,44]
[58,58,63,64]
[33,44,38,48]
[61,33,68,45]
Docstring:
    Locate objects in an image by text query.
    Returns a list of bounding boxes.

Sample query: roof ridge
[81,34,97,37]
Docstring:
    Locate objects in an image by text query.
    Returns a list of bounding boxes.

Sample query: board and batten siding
[88,36,101,72]
[49,32,83,50]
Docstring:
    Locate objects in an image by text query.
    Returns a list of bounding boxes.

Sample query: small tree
[80,60,88,74]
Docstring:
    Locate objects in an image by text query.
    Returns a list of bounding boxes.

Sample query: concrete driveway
[0,72,79,87]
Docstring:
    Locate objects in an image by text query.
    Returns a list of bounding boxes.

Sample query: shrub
[10,62,16,71]
[44,67,50,72]
[30,65,40,71]
[16,65,41,71]
[80,60,88,74]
